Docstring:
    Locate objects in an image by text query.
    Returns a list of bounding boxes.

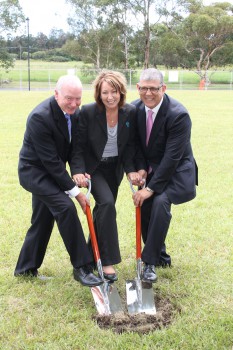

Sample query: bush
[47,56,70,62]
[31,51,47,60]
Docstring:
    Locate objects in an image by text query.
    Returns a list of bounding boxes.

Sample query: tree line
[1,0,233,83]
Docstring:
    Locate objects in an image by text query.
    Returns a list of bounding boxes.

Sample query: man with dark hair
[128,68,198,283]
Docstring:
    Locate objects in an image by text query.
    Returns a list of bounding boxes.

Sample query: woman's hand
[73,173,91,188]
[127,170,147,186]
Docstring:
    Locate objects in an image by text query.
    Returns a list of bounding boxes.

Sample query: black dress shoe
[14,269,38,277]
[73,265,103,287]
[103,272,118,282]
[157,248,171,267]
[156,260,171,268]
[142,264,157,283]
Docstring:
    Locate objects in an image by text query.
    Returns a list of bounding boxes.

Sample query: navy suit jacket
[18,96,79,195]
[131,94,198,205]
[71,102,137,185]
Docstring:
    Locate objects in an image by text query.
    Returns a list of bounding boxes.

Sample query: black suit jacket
[18,96,79,195]
[132,94,198,204]
[71,102,137,185]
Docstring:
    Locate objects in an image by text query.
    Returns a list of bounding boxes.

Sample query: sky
[18,0,233,37]
[18,0,72,36]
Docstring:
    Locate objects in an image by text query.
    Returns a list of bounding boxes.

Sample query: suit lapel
[117,107,126,136]
[51,98,70,143]
[96,107,107,135]
[138,104,147,148]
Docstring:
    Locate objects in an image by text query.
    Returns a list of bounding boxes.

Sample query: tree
[0,0,24,69]
[66,0,164,69]
[48,29,72,49]
[105,0,162,69]
[65,0,106,68]
[183,2,233,84]
[164,1,233,84]
[93,0,134,69]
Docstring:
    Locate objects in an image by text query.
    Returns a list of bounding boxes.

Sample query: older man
[14,75,102,287]
[129,68,198,283]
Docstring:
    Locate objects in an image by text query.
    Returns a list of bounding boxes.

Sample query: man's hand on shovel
[75,192,90,214]
[133,188,153,207]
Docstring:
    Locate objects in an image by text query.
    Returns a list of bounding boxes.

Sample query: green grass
[0,90,233,349]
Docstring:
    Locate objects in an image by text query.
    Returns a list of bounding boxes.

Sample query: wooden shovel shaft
[136,206,141,259]
[86,204,100,262]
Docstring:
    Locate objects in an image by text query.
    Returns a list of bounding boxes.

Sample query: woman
[72,70,139,281]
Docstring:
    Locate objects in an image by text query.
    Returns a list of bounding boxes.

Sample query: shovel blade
[126,278,156,315]
[91,281,123,315]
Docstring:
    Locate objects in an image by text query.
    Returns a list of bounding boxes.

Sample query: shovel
[126,181,156,315]
[85,179,123,315]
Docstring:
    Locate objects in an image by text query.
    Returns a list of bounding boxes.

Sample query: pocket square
[126,121,130,127]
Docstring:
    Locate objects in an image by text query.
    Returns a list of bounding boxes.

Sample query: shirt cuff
[65,185,80,198]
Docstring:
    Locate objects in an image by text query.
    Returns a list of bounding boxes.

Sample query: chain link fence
[0,66,232,90]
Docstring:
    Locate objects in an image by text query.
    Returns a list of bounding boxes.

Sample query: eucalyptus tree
[47,29,73,49]
[182,2,233,83]
[129,0,163,68]
[110,0,163,68]
[162,0,233,84]
[93,0,134,69]
[66,0,119,68]
[64,25,123,68]
[66,0,164,69]
[0,0,24,69]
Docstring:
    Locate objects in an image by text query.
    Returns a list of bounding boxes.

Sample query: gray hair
[139,68,164,84]
[55,75,82,91]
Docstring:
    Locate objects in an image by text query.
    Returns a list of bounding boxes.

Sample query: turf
[0,89,232,349]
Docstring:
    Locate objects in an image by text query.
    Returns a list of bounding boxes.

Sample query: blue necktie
[64,113,71,142]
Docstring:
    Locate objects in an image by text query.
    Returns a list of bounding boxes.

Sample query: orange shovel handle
[86,204,100,263]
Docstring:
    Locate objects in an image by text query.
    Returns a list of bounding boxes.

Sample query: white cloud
[18,0,71,36]
[18,0,233,36]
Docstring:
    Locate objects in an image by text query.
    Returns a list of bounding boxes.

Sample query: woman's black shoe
[103,272,118,282]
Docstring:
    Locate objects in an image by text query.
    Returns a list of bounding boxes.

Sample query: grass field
[0,89,232,349]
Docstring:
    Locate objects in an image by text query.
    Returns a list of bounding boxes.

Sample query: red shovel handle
[129,180,142,260]
[86,203,100,263]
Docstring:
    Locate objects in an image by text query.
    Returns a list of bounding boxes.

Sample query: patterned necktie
[64,113,71,142]
[146,109,153,145]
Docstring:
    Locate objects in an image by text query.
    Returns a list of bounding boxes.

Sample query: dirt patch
[93,295,175,334]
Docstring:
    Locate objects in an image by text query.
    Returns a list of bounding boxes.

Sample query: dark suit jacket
[131,94,198,205]
[71,102,137,185]
[18,96,79,195]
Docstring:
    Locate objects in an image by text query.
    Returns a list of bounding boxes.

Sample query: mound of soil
[93,295,175,334]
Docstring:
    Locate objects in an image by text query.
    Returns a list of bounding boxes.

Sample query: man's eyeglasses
[138,85,163,94]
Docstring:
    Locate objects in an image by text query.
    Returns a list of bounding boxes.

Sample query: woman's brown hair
[93,70,127,109]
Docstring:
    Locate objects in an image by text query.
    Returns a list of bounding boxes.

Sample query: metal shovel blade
[126,278,156,315]
[91,281,123,315]
[127,183,156,315]
[85,181,124,315]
